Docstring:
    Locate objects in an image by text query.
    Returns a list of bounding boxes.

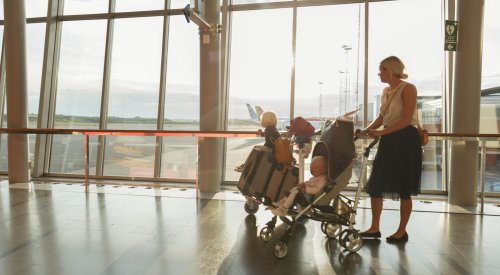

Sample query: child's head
[310,156,327,177]
[260,111,278,128]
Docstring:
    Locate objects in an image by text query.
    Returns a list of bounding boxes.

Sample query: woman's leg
[365,196,383,233]
[390,197,412,237]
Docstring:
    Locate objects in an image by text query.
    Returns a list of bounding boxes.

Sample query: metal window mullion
[96,0,116,177]
[0,42,5,127]
[362,0,369,128]
[154,0,170,179]
[0,41,5,159]
[33,0,63,177]
[220,0,232,181]
[289,5,297,121]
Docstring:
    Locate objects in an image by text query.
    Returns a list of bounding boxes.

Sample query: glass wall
[480,0,500,193]
[0,0,495,195]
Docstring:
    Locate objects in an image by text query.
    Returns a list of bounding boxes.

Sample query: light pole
[338,70,344,116]
[341,44,352,114]
[318,81,323,118]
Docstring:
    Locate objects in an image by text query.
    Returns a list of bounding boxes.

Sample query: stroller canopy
[312,119,355,183]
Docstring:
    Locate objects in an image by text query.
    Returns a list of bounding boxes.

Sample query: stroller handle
[363,137,380,157]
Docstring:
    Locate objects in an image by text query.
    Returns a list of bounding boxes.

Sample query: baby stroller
[258,118,374,258]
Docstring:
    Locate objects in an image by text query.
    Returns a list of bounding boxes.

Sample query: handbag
[416,114,429,146]
[289,116,316,137]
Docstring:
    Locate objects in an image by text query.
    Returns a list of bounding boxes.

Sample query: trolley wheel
[324,223,342,238]
[259,227,274,242]
[274,242,288,258]
[342,231,363,252]
[244,202,259,214]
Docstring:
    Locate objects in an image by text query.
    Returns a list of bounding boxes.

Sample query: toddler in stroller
[268,155,328,216]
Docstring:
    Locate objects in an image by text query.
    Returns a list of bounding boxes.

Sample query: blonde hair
[380,56,408,79]
[260,111,278,128]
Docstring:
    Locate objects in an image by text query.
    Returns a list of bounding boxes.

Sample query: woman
[358,56,422,243]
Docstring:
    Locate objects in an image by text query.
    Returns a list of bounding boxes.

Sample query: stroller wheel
[321,222,327,234]
[244,202,259,214]
[324,223,342,238]
[274,242,288,259]
[339,229,349,248]
[259,227,274,242]
[342,231,363,252]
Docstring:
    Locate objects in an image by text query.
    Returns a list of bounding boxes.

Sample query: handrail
[0,127,260,138]
[0,128,498,213]
[0,127,261,197]
[1,128,498,139]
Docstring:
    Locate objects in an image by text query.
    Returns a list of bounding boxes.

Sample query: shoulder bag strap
[382,81,407,115]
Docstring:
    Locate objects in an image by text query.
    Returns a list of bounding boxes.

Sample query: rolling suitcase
[237,146,275,200]
[264,165,299,203]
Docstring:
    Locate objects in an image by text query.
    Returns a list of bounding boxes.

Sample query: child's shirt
[263,126,280,149]
[304,174,328,195]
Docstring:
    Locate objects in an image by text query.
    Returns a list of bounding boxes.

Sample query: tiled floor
[1,180,500,275]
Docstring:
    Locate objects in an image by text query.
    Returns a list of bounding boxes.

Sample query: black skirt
[366,126,422,200]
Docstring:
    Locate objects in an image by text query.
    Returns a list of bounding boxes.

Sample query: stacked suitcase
[237,146,299,206]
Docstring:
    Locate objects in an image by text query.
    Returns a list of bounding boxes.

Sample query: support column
[3,0,30,183]
[449,0,484,205]
[199,0,223,193]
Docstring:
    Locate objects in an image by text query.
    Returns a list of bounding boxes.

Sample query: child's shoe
[234,164,245,172]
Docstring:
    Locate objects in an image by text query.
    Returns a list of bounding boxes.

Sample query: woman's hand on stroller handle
[355,128,380,139]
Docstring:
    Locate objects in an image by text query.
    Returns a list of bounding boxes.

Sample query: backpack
[273,137,293,165]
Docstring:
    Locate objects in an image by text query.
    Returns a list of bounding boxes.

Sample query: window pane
[26,0,48,18]
[54,20,107,127]
[49,20,107,174]
[295,4,365,123]
[0,2,3,20]
[63,0,108,15]
[170,0,190,9]
[226,8,293,181]
[27,23,46,165]
[370,0,443,191]
[103,17,163,177]
[481,0,500,193]
[160,16,200,179]
[232,0,286,4]
[115,0,164,12]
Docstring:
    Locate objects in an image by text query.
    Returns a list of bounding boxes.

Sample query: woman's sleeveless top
[380,81,418,127]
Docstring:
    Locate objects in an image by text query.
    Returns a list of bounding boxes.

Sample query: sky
[1,0,499,121]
